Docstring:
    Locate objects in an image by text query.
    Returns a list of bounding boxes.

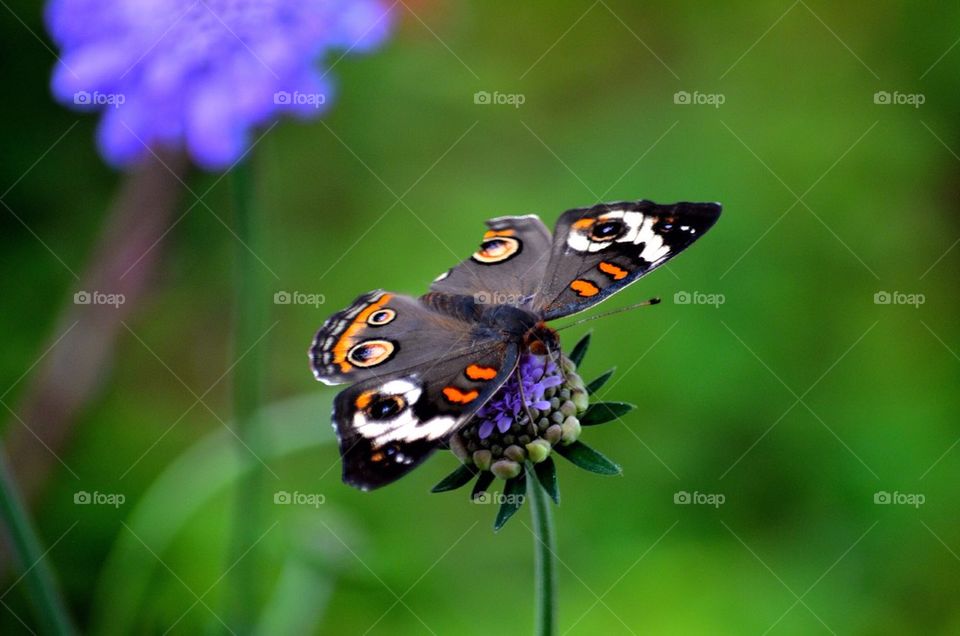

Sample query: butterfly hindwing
[430,215,553,307]
[535,200,722,319]
[332,342,519,490]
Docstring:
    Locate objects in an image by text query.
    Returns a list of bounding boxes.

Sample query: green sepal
[569,332,591,368]
[585,368,616,395]
[493,472,527,531]
[579,401,635,426]
[555,441,621,475]
[533,458,560,504]
[471,472,495,500]
[430,463,477,493]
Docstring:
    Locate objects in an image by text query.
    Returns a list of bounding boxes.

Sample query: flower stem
[228,158,268,629]
[0,445,75,634]
[528,470,557,636]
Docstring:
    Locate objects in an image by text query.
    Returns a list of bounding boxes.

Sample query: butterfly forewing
[535,200,721,319]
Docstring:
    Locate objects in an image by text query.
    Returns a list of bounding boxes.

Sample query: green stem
[0,445,75,635]
[227,159,267,629]
[528,471,557,636]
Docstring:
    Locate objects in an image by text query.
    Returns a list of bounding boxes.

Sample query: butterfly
[311,199,721,490]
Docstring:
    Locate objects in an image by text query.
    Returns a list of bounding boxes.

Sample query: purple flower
[473,354,564,440]
[46,0,393,169]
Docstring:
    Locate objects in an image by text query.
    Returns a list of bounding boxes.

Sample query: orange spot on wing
[598,261,628,280]
[570,279,600,297]
[465,364,497,381]
[442,386,479,404]
[332,293,394,372]
[355,391,374,410]
[483,229,516,239]
[572,218,595,230]
[370,451,384,462]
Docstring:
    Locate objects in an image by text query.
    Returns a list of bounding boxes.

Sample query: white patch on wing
[352,379,456,444]
[565,209,670,261]
[634,215,670,261]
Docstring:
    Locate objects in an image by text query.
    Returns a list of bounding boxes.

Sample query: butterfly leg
[515,366,540,437]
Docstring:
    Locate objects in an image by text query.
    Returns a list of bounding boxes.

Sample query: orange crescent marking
[572,218,595,230]
[355,390,375,410]
[570,279,600,297]
[483,229,516,239]
[465,364,497,381]
[442,386,480,404]
[598,261,628,280]
[332,293,394,372]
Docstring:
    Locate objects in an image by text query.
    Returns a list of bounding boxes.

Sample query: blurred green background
[2,0,959,633]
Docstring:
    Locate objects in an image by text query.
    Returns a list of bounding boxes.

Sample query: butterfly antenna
[555,297,661,331]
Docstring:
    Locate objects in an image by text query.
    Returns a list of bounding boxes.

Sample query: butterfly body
[312,199,721,490]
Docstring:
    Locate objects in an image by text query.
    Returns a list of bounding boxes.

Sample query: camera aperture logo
[74,490,125,508]
[274,290,325,308]
[74,290,125,308]
[674,490,725,508]
[874,290,924,308]
[873,91,924,108]
[874,490,924,508]
[473,90,525,108]
[674,290,725,308]
[274,490,326,508]
[273,91,326,108]
[674,90,725,108]
[73,91,125,108]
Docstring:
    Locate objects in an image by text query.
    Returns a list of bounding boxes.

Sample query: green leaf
[555,441,621,475]
[585,368,616,395]
[430,463,477,493]
[569,332,591,368]
[533,458,560,504]
[493,472,527,531]
[471,472,495,500]
[579,401,636,426]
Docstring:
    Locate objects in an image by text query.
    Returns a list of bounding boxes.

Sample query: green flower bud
[572,389,590,413]
[504,445,526,462]
[473,450,492,471]
[525,439,552,463]
[561,415,582,445]
[491,459,522,480]
[545,424,562,445]
[449,434,471,463]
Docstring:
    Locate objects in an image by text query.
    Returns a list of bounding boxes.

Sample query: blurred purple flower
[46,0,393,169]
[473,354,564,440]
